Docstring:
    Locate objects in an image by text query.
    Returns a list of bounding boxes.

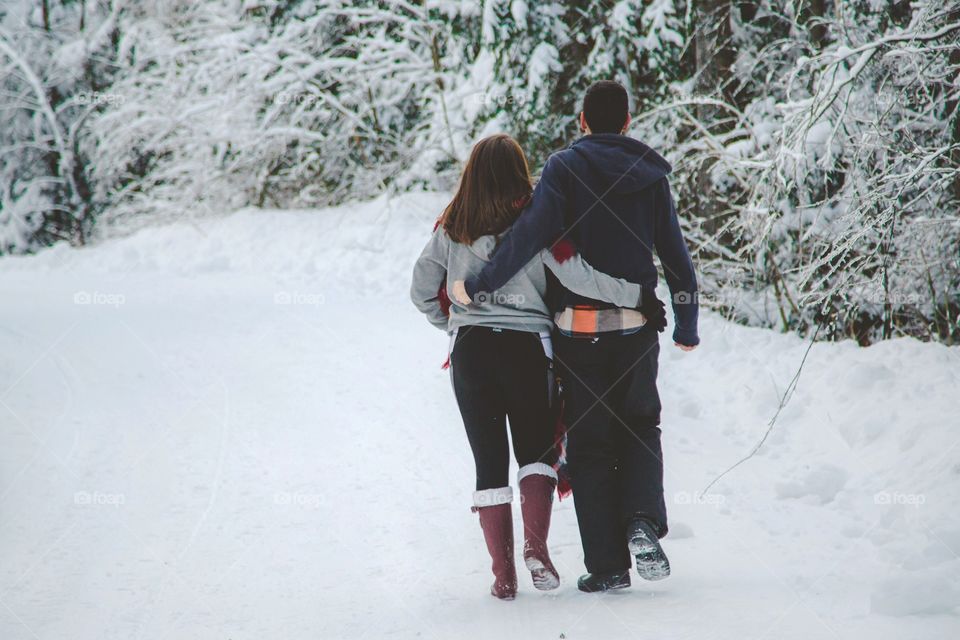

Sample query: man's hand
[638,287,667,333]
[674,343,697,352]
[452,280,471,305]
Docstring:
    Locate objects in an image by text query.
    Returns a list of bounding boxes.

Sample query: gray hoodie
[411,227,642,334]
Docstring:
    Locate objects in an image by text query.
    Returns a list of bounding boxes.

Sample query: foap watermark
[274,291,325,306]
[74,491,126,507]
[670,289,750,308]
[874,491,926,507]
[674,490,726,507]
[684,289,748,308]
[861,290,923,306]
[273,491,323,508]
[74,290,125,307]
[274,91,321,107]
[75,91,125,106]
[473,291,526,306]
[466,91,528,108]
[672,291,698,306]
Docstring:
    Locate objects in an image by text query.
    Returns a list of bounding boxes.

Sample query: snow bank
[2,191,448,292]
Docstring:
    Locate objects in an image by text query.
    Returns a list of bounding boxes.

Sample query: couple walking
[411,80,699,598]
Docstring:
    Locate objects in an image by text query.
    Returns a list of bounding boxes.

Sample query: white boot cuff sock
[517,462,558,484]
[473,486,513,508]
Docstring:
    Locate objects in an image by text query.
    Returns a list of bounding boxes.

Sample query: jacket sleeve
[463,154,567,299]
[541,250,642,309]
[653,178,700,346]
[410,229,451,331]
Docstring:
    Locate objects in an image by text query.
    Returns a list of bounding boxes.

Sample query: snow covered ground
[1,193,958,640]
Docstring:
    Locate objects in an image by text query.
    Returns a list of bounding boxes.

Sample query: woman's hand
[674,343,697,352]
[452,280,472,305]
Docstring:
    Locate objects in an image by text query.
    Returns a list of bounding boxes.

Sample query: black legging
[451,326,558,490]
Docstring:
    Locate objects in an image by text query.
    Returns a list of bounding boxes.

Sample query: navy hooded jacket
[463,133,700,346]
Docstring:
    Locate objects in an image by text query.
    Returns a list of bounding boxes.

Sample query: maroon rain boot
[474,487,517,600]
[518,464,560,590]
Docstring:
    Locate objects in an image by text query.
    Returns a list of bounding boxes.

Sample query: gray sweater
[411,227,642,334]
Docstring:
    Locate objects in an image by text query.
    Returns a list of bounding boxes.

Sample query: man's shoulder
[534,149,579,192]
[545,147,578,168]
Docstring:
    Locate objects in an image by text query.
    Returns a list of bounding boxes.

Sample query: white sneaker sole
[525,557,560,590]
[628,536,671,581]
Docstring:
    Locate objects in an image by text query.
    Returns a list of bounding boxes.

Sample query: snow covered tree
[0,0,121,252]
[83,0,477,228]
[463,0,570,161]
[0,0,955,344]
[467,0,688,165]
[633,0,960,344]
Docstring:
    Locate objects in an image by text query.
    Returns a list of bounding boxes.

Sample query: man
[453,80,699,592]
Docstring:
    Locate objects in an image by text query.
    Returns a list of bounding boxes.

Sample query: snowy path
[1,194,958,639]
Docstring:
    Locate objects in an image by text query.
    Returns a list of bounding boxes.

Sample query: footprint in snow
[774,464,848,505]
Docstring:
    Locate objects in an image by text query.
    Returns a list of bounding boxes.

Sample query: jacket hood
[465,234,498,261]
[569,134,672,195]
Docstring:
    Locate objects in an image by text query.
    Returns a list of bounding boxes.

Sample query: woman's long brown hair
[440,134,533,244]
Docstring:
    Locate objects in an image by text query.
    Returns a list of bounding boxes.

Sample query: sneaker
[577,570,631,593]
[627,517,670,581]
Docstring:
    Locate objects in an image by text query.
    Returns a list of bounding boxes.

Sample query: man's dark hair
[582,80,629,134]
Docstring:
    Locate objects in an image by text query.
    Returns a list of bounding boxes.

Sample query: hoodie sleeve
[463,154,567,299]
[541,249,642,309]
[410,229,451,331]
[653,178,700,346]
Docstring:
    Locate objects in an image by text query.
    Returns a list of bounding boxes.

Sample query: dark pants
[451,326,558,491]
[556,328,666,574]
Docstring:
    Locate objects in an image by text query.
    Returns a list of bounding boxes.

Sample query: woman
[410,134,644,600]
